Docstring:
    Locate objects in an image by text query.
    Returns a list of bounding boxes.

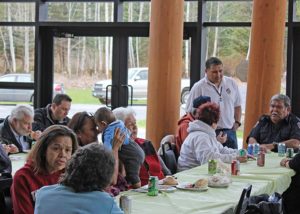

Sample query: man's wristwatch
[272,142,278,151]
[234,121,241,127]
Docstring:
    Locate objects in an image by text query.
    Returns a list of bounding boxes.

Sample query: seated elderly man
[0,104,36,152]
[33,94,72,132]
[247,94,300,152]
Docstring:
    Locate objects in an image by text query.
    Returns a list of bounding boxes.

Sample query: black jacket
[0,144,11,174]
[0,117,31,152]
[32,104,70,132]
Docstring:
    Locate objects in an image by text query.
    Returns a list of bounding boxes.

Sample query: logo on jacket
[226,88,231,94]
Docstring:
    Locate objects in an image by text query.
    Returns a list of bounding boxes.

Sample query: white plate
[140,185,177,193]
[158,180,178,186]
[158,185,177,193]
[176,183,208,192]
[208,183,230,188]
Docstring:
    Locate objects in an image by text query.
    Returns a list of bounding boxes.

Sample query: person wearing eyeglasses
[0,104,39,152]
[94,107,145,189]
[247,94,300,152]
[113,107,171,186]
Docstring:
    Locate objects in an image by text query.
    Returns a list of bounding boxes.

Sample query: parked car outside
[92,67,190,104]
[0,73,64,102]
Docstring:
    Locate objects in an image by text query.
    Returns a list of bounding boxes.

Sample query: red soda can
[257,152,265,167]
[231,160,237,175]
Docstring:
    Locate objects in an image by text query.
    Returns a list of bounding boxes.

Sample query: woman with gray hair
[113,107,171,186]
[34,143,124,214]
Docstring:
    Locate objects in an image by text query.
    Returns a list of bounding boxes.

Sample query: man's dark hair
[59,143,115,192]
[205,57,223,69]
[52,94,72,105]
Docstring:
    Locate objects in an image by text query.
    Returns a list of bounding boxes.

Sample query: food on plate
[163,176,178,185]
[208,174,231,187]
[193,178,208,188]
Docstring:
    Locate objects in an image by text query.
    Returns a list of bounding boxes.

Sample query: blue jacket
[35,184,124,214]
[102,120,130,150]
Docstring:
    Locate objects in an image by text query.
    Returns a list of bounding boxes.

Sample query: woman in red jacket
[11,125,78,214]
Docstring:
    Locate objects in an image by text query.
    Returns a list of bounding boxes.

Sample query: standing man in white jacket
[186,57,242,149]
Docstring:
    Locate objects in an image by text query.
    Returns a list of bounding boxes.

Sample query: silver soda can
[257,152,265,167]
[278,143,286,157]
[253,143,260,157]
[120,195,132,214]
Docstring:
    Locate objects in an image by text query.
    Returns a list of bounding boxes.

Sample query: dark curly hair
[196,102,220,126]
[59,143,115,192]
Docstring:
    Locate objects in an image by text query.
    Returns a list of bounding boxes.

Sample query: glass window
[47,2,114,22]
[17,75,32,82]
[0,75,15,82]
[123,2,151,22]
[0,26,35,76]
[184,1,198,22]
[0,3,35,22]
[53,36,113,106]
[294,0,300,21]
[204,1,253,22]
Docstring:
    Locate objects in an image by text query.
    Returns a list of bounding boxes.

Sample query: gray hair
[9,104,34,122]
[270,94,291,107]
[112,107,136,122]
[59,143,115,192]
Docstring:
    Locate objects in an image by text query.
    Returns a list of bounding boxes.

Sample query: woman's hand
[280,158,290,168]
[112,128,125,152]
[217,131,227,144]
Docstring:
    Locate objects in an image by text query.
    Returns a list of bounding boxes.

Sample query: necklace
[212,85,223,102]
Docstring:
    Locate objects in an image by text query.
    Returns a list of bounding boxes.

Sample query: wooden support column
[243,0,287,147]
[146,0,184,150]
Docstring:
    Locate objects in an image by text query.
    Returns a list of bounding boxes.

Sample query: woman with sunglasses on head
[11,125,78,214]
[67,111,98,146]
[68,111,126,196]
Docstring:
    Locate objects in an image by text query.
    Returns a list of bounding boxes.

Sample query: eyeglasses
[73,112,94,133]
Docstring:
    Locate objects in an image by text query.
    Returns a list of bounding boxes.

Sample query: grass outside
[67,88,148,105]
[66,88,99,104]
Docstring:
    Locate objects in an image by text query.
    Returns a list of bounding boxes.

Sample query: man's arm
[248,137,258,145]
[233,106,242,131]
[281,139,300,149]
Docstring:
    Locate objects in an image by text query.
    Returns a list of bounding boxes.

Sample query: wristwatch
[235,121,241,127]
[272,142,278,151]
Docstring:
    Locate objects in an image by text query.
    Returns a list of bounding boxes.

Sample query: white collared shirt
[186,76,242,129]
